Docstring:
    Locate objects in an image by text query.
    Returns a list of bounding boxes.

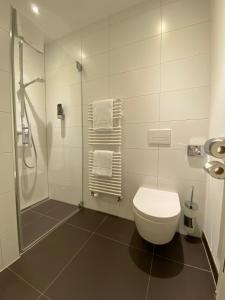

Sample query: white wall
[204,0,225,270]
[81,0,210,234]
[0,0,19,271]
[14,29,49,210]
[45,34,83,205]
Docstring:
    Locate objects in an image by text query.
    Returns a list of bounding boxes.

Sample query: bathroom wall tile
[1,228,19,267]
[0,29,9,72]
[64,105,82,127]
[162,22,210,62]
[24,45,45,79]
[0,153,14,195]
[82,53,109,81]
[48,147,65,173]
[160,86,209,121]
[0,112,12,153]
[45,43,64,77]
[124,149,158,176]
[0,242,3,270]
[0,0,10,31]
[47,127,64,148]
[61,64,81,86]
[162,0,210,33]
[83,77,109,104]
[109,36,160,75]
[123,94,160,123]
[109,0,160,25]
[82,20,109,57]
[64,126,82,148]
[159,119,208,149]
[161,0,180,5]
[158,148,205,181]
[60,32,82,61]
[110,65,160,99]
[161,55,210,91]
[0,192,18,239]
[110,5,161,49]
[0,70,10,112]
[63,82,82,107]
[124,123,159,149]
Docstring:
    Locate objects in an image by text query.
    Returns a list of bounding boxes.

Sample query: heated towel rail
[88,99,122,200]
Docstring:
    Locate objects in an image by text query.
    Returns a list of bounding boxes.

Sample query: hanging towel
[92,150,113,178]
[93,99,113,130]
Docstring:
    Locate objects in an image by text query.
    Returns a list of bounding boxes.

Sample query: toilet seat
[133,187,181,223]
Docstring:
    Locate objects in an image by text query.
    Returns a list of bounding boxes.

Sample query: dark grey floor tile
[22,215,58,248]
[66,208,106,231]
[11,223,91,292]
[32,200,62,214]
[46,235,151,300]
[147,256,215,300]
[96,215,154,252]
[155,233,210,270]
[46,203,78,221]
[0,269,40,300]
[21,210,42,228]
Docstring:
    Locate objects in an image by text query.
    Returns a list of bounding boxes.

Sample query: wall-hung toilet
[133,187,181,245]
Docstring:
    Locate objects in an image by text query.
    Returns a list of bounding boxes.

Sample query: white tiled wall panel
[162,0,210,32]
[0,0,19,271]
[160,86,210,121]
[161,54,210,91]
[77,0,210,235]
[0,68,10,113]
[45,37,83,206]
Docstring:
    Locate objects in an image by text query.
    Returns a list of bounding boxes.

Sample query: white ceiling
[11,0,144,40]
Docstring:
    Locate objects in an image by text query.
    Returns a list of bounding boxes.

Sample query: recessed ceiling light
[31,4,40,15]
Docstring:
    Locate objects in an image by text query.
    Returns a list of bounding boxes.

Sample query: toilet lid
[133,187,181,221]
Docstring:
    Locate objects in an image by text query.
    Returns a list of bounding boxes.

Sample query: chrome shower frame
[10,7,23,253]
[9,7,45,252]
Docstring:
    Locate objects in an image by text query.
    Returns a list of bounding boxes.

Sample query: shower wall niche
[14,34,48,210]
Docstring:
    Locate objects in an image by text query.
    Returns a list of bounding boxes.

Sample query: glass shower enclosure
[10,8,83,252]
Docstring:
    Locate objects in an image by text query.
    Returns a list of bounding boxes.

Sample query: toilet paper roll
[204,161,225,179]
[204,138,225,159]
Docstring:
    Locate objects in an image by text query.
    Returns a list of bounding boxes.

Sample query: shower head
[23,77,45,88]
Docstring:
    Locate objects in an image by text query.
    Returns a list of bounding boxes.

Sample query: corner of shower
[10,7,84,253]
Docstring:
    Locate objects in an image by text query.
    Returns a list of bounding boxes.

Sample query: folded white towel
[93,99,113,130]
[92,150,113,178]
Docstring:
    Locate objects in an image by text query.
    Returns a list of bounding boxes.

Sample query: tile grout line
[201,239,217,287]
[155,254,212,273]
[94,231,154,254]
[84,20,210,59]
[39,215,109,298]
[145,245,155,300]
[8,268,43,297]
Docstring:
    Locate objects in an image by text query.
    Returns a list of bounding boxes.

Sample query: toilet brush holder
[183,186,198,235]
[183,201,198,234]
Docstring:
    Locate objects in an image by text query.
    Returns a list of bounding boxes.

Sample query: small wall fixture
[57,104,64,120]
[187,145,203,157]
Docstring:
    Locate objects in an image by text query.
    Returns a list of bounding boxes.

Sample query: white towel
[93,99,113,130]
[92,150,113,178]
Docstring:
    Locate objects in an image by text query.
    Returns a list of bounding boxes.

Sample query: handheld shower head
[22,77,45,88]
